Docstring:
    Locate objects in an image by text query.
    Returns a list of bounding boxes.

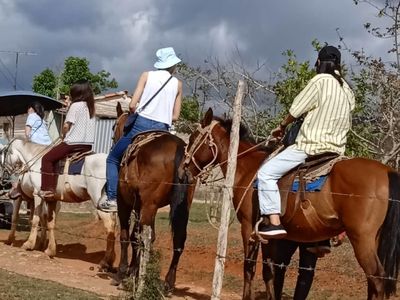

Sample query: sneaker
[258,223,287,239]
[98,199,118,213]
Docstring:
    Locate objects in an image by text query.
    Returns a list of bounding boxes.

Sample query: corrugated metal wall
[94,118,115,154]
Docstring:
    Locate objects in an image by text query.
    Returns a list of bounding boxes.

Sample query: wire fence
[0,197,399,285]
[1,154,400,290]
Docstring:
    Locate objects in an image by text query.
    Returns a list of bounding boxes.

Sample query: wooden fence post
[211,80,246,300]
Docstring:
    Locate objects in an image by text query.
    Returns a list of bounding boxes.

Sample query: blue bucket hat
[154,47,181,69]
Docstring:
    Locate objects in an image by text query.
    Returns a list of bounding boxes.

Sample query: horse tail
[378,171,400,297]
[169,142,189,243]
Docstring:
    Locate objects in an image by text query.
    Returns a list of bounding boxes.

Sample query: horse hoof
[164,283,174,294]
[110,278,121,286]
[21,241,34,250]
[44,248,55,257]
[4,239,13,246]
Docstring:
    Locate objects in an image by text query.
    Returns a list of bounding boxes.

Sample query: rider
[39,80,96,199]
[98,46,183,212]
[8,102,52,200]
[25,102,52,146]
[257,45,355,238]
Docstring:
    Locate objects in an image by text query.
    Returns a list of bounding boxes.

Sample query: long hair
[316,60,344,86]
[29,101,45,119]
[69,80,95,118]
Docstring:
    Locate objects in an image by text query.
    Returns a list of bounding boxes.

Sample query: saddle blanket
[291,175,327,192]
[253,175,328,192]
[57,158,85,175]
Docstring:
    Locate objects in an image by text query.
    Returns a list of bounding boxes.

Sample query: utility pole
[0,50,37,90]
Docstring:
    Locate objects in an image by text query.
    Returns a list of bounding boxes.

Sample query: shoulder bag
[281,116,304,147]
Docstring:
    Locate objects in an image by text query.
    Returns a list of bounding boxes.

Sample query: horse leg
[112,201,132,286]
[128,217,141,279]
[347,234,385,300]
[164,198,190,292]
[21,195,42,250]
[88,183,117,271]
[5,196,22,245]
[97,209,117,272]
[36,201,48,250]
[261,241,275,300]
[44,201,58,257]
[241,218,260,300]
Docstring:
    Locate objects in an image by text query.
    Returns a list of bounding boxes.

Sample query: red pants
[41,142,92,191]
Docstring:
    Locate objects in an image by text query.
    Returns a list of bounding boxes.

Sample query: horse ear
[201,108,213,127]
[116,102,123,118]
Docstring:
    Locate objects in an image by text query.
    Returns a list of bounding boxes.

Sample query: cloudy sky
[0,0,393,94]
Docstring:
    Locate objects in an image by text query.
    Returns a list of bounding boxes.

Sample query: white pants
[257,147,308,215]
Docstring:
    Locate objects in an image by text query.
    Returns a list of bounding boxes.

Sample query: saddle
[57,150,94,175]
[56,150,94,201]
[278,152,348,219]
[121,130,171,167]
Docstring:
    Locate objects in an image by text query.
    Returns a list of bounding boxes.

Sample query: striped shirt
[288,73,355,155]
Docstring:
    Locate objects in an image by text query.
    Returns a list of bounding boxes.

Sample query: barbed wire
[3,167,400,203]
[0,213,399,284]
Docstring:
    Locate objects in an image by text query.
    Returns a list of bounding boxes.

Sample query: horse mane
[214,116,256,144]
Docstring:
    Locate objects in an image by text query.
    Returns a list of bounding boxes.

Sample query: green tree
[175,96,201,133]
[32,56,118,97]
[343,0,400,166]
[32,68,58,98]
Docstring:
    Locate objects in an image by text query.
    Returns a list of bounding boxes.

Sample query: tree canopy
[32,56,118,98]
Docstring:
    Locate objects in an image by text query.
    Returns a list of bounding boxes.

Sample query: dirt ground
[0,208,399,300]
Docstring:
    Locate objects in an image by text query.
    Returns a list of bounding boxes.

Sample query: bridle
[0,138,19,175]
[112,112,128,145]
[182,120,270,183]
[182,120,220,183]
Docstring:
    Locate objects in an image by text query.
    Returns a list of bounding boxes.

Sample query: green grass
[0,268,103,300]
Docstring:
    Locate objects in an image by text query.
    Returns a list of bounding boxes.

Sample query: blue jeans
[106,114,168,200]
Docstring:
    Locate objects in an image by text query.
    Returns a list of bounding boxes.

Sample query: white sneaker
[98,199,117,213]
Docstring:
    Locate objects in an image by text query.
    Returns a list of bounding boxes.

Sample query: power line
[0,50,38,90]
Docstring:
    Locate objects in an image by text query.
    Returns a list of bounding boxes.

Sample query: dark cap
[318,45,341,63]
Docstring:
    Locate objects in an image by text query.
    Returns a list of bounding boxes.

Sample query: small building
[0,91,131,153]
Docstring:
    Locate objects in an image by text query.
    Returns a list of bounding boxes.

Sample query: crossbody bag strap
[30,119,43,139]
[136,75,173,114]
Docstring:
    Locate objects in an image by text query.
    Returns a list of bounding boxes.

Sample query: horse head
[1,138,26,174]
[183,108,271,182]
[112,102,129,144]
[181,108,221,180]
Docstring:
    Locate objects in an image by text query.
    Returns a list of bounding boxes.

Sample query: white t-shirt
[138,70,178,126]
[64,102,95,145]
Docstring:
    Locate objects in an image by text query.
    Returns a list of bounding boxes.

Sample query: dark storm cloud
[0,0,392,93]
[14,0,103,31]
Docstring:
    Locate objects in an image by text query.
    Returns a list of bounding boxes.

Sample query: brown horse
[182,108,400,300]
[111,104,194,292]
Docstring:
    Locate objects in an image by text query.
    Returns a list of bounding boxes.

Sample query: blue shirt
[26,112,52,145]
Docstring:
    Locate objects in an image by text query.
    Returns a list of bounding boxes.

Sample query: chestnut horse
[182,108,400,300]
[111,104,194,291]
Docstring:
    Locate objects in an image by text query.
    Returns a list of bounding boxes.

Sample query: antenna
[0,50,38,90]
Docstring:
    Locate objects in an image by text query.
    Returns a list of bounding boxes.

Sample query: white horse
[1,138,117,270]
